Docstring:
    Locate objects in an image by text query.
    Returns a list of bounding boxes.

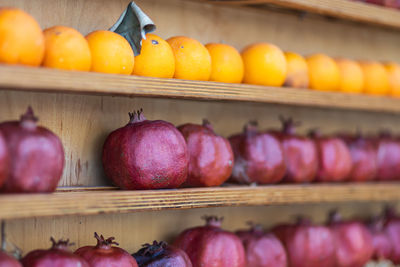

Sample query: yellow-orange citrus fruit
[133,34,175,78]
[284,51,309,88]
[43,26,91,71]
[335,58,364,94]
[86,30,134,74]
[0,7,45,66]
[241,43,287,86]
[205,43,244,83]
[167,36,211,81]
[359,61,389,96]
[384,62,400,97]
[306,54,340,91]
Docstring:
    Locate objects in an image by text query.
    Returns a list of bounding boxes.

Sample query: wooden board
[0,184,398,220]
[2,65,400,113]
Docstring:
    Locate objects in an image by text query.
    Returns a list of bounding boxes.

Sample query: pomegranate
[0,107,64,193]
[132,241,192,267]
[177,120,233,187]
[329,211,373,267]
[365,0,400,8]
[0,132,9,188]
[0,251,21,267]
[272,218,336,267]
[374,132,400,181]
[369,217,392,260]
[271,118,318,183]
[383,207,400,263]
[21,238,89,267]
[229,121,286,184]
[174,216,245,267]
[235,223,287,267]
[74,232,138,267]
[102,109,189,190]
[309,131,352,182]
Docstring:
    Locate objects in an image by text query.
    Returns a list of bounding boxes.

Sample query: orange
[241,43,287,86]
[133,34,175,78]
[167,36,211,81]
[205,43,244,83]
[284,51,309,88]
[43,26,91,71]
[306,54,340,91]
[0,7,45,66]
[335,58,364,94]
[359,61,389,95]
[384,62,400,97]
[86,30,134,74]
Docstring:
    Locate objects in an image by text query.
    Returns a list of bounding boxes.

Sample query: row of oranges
[1,7,399,97]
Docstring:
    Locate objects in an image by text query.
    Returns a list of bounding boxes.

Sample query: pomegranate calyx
[308,128,321,138]
[50,237,74,251]
[202,215,223,227]
[202,119,214,131]
[246,221,264,233]
[132,241,167,265]
[20,106,38,130]
[244,121,258,135]
[94,232,119,249]
[296,216,312,225]
[328,210,342,224]
[128,108,146,124]
[279,116,300,135]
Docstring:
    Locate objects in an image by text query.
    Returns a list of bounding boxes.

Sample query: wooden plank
[1,65,400,113]
[204,0,400,29]
[0,183,399,220]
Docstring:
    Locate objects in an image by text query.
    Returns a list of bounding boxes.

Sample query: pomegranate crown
[202,119,214,131]
[50,237,74,251]
[20,106,38,122]
[246,221,264,233]
[94,232,119,248]
[132,241,168,265]
[202,215,223,227]
[279,116,300,135]
[128,108,146,124]
[244,120,258,135]
[328,210,342,224]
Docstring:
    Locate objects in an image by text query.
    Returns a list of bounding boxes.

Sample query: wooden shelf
[0,183,399,220]
[201,0,400,29]
[1,65,400,113]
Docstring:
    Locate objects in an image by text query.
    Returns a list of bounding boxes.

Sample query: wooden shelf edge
[1,65,400,113]
[1,183,399,220]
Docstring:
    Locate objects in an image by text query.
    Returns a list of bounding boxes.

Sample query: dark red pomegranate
[74,232,138,267]
[340,134,377,182]
[374,132,400,181]
[271,118,318,183]
[365,0,400,8]
[102,109,189,190]
[309,131,352,182]
[329,211,373,267]
[0,132,9,188]
[272,218,336,267]
[21,238,89,267]
[235,223,287,267]
[177,120,233,187]
[229,121,286,184]
[369,217,393,260]
[0,107,65,193]
[174,216,245,267]
[383,207,400,263]
[132,241,192,267]
[0,251,21,267]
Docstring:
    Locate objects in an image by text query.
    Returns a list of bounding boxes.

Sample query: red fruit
[271,118,318,183]
[365,0,400,8]
[329,211,373,267]
[74,232,137,267]
[369,217,393,260]
[102,109,189,190]
[177,120,233,187]
[21,238,89,267]
[236,224,287,267]
[0,251,21,267]
[340,134,377,182]
[229,121,286,184]
[375,133,400,181]
[383,207,400,263]
[309,131,352,182]
[0,132,9,188]
[0,107,65,193]
[174,216,245,267]
[132,241,192,267]
[272,218,336,267]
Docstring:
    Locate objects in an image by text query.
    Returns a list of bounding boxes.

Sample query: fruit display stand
[2,0,400,258]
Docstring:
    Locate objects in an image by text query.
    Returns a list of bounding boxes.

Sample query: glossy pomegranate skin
[0,251,22,267]
[21,239,89,267]
[374,134,400,181]
[174,216,245,267]
[133,241,192,267]
[310,132,352,182]
[0,132,9,188]
[177,120,233,187]
[369,219,393,260]
[229,122,286,184]
[0,107,65,193]
[236,225,287,267]
[74,233,138,267]
[271,118,318,183]
[383,208,400,263]
[102,110,189,190]
[273,220,336,267]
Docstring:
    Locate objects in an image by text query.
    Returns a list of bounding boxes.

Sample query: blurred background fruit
[133,34,175,78]
[86,30,134,74]
[306,53,340,91]
[0,7,44,66]
[384,62,400,97]
[359,61,390,95]
[335,58,364,94]
[284,51,309,88]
